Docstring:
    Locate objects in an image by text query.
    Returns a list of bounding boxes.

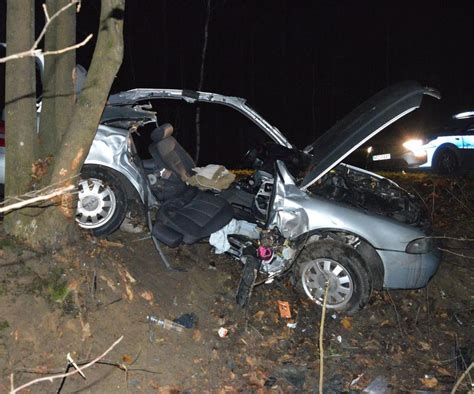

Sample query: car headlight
[406,238,434,254]
[402,139,424,151]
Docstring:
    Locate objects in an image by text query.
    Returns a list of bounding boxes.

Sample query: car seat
[148,123,233,248]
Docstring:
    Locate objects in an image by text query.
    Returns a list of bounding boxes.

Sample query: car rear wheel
[76,166,128,236]
[435,148,458,174]
[295,239,371,315]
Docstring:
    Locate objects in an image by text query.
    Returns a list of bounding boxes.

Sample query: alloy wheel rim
[301,258,354,309]
[76,178,116,229]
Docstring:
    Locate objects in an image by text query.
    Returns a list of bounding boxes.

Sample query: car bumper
[370,150,427,169]
[377,247,441,289]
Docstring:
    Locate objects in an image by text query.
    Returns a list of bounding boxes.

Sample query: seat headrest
[151,123,174,141]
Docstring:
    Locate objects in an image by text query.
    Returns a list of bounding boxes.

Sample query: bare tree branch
[0,185,75,214]
[9,336,123,394]
[0,0,92,64]
[438,247,474,260]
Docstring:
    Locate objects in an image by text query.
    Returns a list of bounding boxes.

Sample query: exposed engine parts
[311,165,427,226]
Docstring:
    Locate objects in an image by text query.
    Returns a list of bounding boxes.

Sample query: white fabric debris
[187,164,235,191]
[209,219,260,254]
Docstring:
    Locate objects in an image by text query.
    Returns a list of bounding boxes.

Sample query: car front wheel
[295,239,371,315]
[75,166,128,236]
[435,148,458,174]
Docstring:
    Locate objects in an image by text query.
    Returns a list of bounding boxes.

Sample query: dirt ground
[0,172,473,393]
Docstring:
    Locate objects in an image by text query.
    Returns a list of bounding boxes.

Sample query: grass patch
[0,320,9,331]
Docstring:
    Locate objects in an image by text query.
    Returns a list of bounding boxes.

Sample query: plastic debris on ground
[173,312,198,329]
[147,315,184,332]
[277,300,292,319]
[218,327,229,338]
[362,375,389,393]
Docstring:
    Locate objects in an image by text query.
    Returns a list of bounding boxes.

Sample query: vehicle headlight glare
[406,238,434,254]
[403,139,424,151]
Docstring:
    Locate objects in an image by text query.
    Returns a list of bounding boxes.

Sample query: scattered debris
[173,313,198,329]
[350,373,364,387]
[147,315,184,333]
[277,300,291,319]
[420,374,438,388]
[218,327,229,338]
[363,375,389,393]
[140,290,154,303]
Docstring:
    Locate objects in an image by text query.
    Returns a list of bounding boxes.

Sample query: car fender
[84,125,152,205]
[302,230,385,290]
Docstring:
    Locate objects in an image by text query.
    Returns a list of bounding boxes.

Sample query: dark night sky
[1,0,474,165]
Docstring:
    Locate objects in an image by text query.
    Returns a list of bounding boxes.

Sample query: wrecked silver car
[77,82,441,314]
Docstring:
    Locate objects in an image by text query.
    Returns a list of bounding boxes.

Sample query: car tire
[435,148,458,175]
[75,166,128,236]
[295,239,371,315]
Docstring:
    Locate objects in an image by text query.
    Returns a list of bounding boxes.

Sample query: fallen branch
[0,1,92,64]
[439,247,474,260]
[0,185,75,214]
[386,289,406,337]
[451,361,474,393]
[9,336,123,394]
[319,282,329,394]
[1,175,79,207]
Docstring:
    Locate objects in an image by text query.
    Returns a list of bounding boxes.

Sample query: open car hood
[300,81,441,190]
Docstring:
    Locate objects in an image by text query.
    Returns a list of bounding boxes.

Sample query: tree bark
[39,0,77,161]
[32,0,125,248]
[3,0,37,237]
[3,0,126,248]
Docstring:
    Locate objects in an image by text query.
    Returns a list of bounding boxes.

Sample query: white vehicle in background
[368,111,474,174]
[403,111,474,174]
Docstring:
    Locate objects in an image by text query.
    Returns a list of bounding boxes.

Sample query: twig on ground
[444,188,473,214]
[16,359,160,376]
[386,290,405,337]
[0,185,75,214]
[451,362,474,393]
[439,247,474,260]
[319,282,329,394]
[431,183,436,221]
[425,285,430,336]
[9,336,123,394]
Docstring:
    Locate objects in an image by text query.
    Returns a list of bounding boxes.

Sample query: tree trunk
[3,0,37,237]
[4,0,126,249]
[194,0,211,164]
[39,0,77,161]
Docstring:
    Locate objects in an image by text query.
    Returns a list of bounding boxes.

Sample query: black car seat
[148,123,233,248]
[149,123,195,181]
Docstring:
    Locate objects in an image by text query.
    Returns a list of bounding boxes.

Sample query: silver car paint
[377,248,440,288]
[268,161,439,288]
[107,89,293,149]
[1,87,439,289]
[82,88,294,206]
[84,125,156,206]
